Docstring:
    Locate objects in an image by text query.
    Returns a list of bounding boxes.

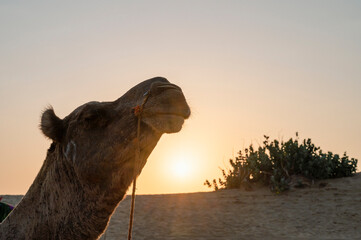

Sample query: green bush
[204,133,358,192]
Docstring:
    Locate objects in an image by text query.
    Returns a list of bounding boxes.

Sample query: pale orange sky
[1,1,360,195]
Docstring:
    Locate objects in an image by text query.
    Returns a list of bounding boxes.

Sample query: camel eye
[81,109,109,129]
[83,113,98,122]
[80,110,100,127]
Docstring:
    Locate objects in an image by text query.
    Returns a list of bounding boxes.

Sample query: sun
[172,160,191,178]
[169,154,194,179]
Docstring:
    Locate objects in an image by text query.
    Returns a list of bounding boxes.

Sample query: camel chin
[143,114,186,133]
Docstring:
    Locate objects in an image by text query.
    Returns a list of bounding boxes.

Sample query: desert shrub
[204,133,358,192]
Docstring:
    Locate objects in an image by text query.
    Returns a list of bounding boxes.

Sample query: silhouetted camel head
[39,77,190,194]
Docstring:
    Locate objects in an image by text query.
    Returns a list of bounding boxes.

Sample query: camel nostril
[161,83,181,90]
[154,83,182,92]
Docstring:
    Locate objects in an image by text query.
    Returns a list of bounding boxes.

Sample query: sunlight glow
[172,160,191,178]
[170,153,195,179]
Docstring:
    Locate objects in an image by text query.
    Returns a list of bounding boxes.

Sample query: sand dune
[2,173,361,239]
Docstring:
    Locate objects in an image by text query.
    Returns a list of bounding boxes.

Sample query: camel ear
[40,107,64,142]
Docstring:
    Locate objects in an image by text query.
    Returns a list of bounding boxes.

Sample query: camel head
[39,77,190,195]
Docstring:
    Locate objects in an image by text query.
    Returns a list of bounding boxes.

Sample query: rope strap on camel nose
[127,91,150,240]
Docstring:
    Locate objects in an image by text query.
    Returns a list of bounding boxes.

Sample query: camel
[0,77,191,239]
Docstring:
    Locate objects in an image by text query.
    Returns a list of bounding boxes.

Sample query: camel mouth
[141,111,189,134]
[155,109,191,119]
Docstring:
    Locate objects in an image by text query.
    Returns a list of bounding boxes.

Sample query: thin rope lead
[127,181,136,239]
[127,91,150,240]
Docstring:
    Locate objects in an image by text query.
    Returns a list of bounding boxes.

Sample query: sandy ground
[2,173,361,240]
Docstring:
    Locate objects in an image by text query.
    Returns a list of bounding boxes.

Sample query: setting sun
[172,160,192,178]
[166,150,197,181]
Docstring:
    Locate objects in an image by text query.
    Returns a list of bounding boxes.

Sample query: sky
[0,1,360,195]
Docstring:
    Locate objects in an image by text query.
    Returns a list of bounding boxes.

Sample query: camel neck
[0,151,125,240]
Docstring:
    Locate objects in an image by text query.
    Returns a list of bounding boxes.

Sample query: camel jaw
[140,84,191,134]
[142,113,187,133]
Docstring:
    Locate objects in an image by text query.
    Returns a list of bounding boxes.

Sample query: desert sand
[2,173,361,240]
